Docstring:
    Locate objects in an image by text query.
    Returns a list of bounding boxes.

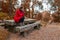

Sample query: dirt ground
[8,23,60,40]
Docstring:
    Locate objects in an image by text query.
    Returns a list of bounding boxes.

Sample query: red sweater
[14,9,24,22]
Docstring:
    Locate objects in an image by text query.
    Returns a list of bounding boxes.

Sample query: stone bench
[15,21,41,37]
[0,23,5,26]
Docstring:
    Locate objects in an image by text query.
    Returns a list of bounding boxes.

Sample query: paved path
[8,23,60,40]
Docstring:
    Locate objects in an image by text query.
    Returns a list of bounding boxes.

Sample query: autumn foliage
[0,12,13,20]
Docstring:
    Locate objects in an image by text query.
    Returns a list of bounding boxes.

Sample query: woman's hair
[19,7,23,10]
[19,7,24,12]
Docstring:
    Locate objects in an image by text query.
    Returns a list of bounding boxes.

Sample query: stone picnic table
[3,19,37,32]
[0,19,41,37]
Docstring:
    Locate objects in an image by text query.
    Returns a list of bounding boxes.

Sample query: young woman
[14,7,25,26]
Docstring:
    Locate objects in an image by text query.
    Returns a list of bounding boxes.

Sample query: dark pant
[19,17,24,23]
[16,17,25,26]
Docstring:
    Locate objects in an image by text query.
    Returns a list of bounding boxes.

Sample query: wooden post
[0,1,2,11]
[8,0,13,16]
[31,0,34,18]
